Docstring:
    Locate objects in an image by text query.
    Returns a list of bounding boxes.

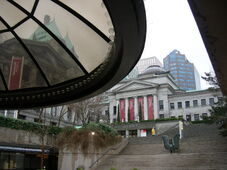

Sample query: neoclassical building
[107,65,222,123]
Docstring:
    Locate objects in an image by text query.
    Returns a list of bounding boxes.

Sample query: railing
[89,139,128,169]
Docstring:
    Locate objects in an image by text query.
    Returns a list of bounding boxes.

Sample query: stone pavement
[94,124,227,170]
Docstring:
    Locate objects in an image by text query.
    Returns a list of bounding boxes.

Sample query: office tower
[163,50,201,90]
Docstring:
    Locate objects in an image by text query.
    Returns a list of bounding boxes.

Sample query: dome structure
[140,65,168,75]
[0,0,146,109]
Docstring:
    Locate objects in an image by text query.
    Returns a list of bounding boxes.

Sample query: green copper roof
[30,16,75,53]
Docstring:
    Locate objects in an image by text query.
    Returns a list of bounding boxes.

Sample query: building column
[144,96,148,120]
[125,98,129,122]
[126,130,129,138]
[109,100,115,123]
[134,97,138,121]
[153,94,158,119]
[14,110,18,119]
[4,110,7,117]
[116,99,119,121]
[137,129,140,137]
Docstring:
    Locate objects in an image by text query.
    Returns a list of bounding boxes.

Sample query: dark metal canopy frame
[0,0,146,109]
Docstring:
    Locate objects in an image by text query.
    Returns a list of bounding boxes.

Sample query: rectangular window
[34,118,42,123]
[159,100,164,110]
[201,99,206,106]
[185,101,190,108]
[105,110,109,116]
[177,102,182,109]
[186,115,191,121]
[50,122,57,126]
[170,103,175,109]
[178,115,183,119]
[194,114,200,121]
[159,114,164,119]
[202,113,208,118]
[113,106,117,115]
[209,98,214,105]
[193,100,198,107]
[17,114,26,120]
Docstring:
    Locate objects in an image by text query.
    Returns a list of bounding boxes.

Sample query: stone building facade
[107,65,222,123]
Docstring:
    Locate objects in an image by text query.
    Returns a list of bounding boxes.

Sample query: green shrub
[83,123,118,136]
[0,116,62,135]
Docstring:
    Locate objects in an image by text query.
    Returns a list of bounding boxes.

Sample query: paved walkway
[94,124,227,170]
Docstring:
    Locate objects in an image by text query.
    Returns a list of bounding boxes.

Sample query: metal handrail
[89,139,127,169]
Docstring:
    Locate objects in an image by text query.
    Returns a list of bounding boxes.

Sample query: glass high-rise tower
[163,50,201,91]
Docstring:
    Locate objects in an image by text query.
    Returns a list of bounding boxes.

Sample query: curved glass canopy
[0,0,146,109]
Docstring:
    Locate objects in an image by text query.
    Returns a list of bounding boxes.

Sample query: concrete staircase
[94,124,227,170]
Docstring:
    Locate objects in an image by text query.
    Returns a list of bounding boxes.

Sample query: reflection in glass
[15,19,85,85]
[0,21,7,31]
[59,0,115,38]
[35,0,111,72]
[0,0,27,27]
[13,0,36,12]
[0,32,47,90]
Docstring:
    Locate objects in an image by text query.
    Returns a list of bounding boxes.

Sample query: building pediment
[113,80,157,93]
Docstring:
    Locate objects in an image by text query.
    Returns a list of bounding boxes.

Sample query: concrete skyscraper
[136,56,162,74]
[163,50,201,91]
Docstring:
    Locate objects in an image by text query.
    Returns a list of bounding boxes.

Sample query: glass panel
[0,21,7,31]
[0,0,27,27]
[0,75,6,90]
[0,32,47,90]
[58,0,115,38]
[34,0,112,72]
[13,0,36,12]
[15,19,85,85]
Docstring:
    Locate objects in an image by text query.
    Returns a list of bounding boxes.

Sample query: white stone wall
[168,90,222,120]
[106,71,223,123]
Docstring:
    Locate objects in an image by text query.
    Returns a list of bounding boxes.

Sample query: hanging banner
[8,57,24,90]
[129,98,134,121]
[119,99,125,122]
[138,97,144,120]
[147,95,154,120]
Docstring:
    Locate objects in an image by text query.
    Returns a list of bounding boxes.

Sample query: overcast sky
[141,0,213,89]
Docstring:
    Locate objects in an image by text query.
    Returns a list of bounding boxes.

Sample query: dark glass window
[202,113,208,118]
[170,103,174,109]
[159,100,164,110]
[194,114,200,121]
[50,122,57,126]
[34,118,42,123]
[193,100,198,107]
[177,102,182,109]
[209,98,214,105]
[159,114,164,119]
[201,99,206,106]
[185,101,190,108]
[186,115,191,121]
[113,106,117,115]
[178,115,183,119]
[105,110,109,116]
[18,114,26,120]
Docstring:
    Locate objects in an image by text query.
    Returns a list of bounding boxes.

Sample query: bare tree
[34,108,48,169]
[68,95,103,126]
[56,105,69,127]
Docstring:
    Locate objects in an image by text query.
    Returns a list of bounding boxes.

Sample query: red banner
[138,97,144,120]
[147,95,154,120]
[119,99,125,122]
[129,98,134,121]
[8,57,24,90]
